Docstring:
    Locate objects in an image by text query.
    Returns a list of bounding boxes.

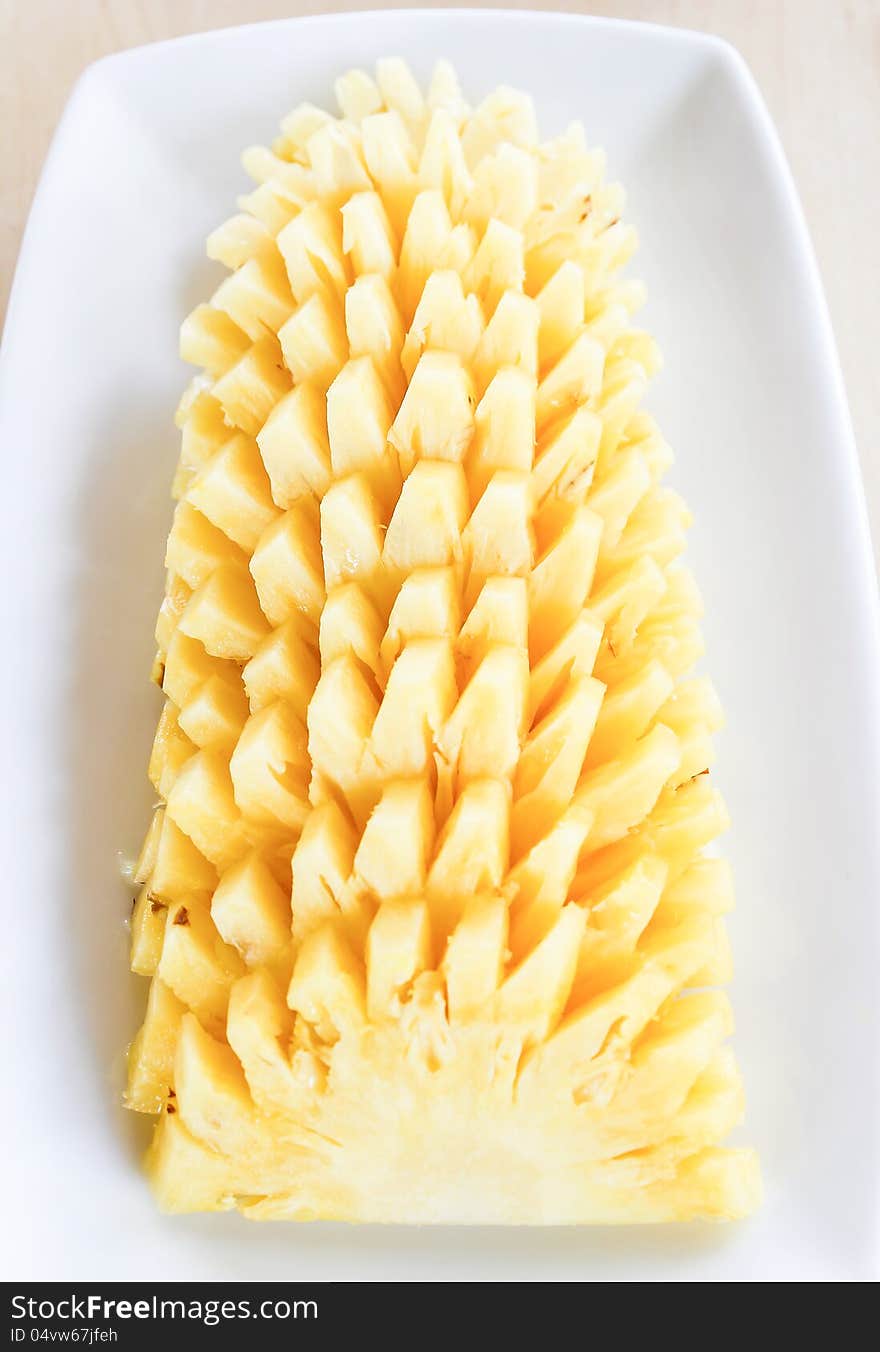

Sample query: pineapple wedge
[127,61,761,1224]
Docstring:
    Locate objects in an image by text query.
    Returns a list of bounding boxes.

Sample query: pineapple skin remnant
[127,59,762,1225]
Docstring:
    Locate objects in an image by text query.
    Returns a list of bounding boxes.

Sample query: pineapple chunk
[165,751,247,872]
[150,811,217,902]
[179,305,249,375]
[148,700,195,799]
[278,292,348,388]
[157,901,246,1037]
[212,335,291,435]
[178,674,249,751]
[366,899,431,1021]
[130,885,168,976]
[327,357,397,495]
[186,433,278,553]
[384,460,468,572]
[256,383,332,506]
[354,778,435,900]
[250,499,325,626]
[211,851,292,970]
[341,191,397,278]
[127,979,186,1113]
[178,563,270,660]
[276,201,349,303]
[243,614,320,717]
[130,61,759,1225]
[229,702,310,833]
[388,351,475,472]
[319,583,383,674]
[161,629,236,710]
[166,502,248,589]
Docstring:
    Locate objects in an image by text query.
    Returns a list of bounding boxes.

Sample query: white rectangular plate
[1,10,878,1282]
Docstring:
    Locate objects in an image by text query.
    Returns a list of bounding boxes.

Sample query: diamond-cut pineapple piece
[327,357,397,494]
[401,271,483,379]
[464,143,537,232]
[512,674,604,854]
[463,471,533,588]
[442,893,507,1021]
[493,904,585,1043]
[368,639,457,778]
[536,260,585,373]
[380,566,460,672]
[577,722,681,851]
[307,654,379,817]
[398,190,457,319]
[211,851,292,971]
[344,273,405,398]
[148,700,195,799]
[178,673,249,752]
[366,899,431,1020]
[536,330,605,432]
[155,574,192,654]
[419,109,473,222]
[207,212,273,271]
[472,290,538,393]
[585,659,674,769]
[229,701,309,833]
[180,305,250,375]
[320,473,385,593]
[439,645,528,784]
[166,502,248,589]
[212,335,292,435]
[131,60,758,1226]
[127,978,186,1113]
[178,562,270,661]
[290,800,359,944]
[210,251,294,340]
[461,85,538,168]
[389,351,475,472]
[341,190,397,279]
[256,382,332,506]
[354,779,435,900]
[226,970,306,1117]
[384,460,468,572]
[178,390,227,475]
[287,924,366,1040]
[427,778,509,937]
[243,613,320,717]
[148,810,218,902]
[186,432,278,552]
[250,498,325,626]
[464,219,525,315]
[528,503,603,658]
[361,109,418,233]
[319,583,383,674]
[307,120,373,203]
[468,368,536,501]
[532,405,602,506]
[458,577,528,678]
[130,885,168,977]
[165,750,247,872]
[157,900,246,1037]
[276,201,350,303]
[278,292,348,388]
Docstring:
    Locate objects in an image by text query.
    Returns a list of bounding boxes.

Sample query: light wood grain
[1,0,878,570]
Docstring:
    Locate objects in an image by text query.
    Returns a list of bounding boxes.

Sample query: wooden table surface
[2,0,878,573]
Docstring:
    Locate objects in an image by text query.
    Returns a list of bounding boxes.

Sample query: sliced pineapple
[129,61,760,1225]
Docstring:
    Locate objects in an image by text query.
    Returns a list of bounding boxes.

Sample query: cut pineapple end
[130,58,759,1224]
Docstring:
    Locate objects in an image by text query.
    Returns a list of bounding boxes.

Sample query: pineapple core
[127,60,761,1224]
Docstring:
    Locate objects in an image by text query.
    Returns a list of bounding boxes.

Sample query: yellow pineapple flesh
[127,60,760,1224]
